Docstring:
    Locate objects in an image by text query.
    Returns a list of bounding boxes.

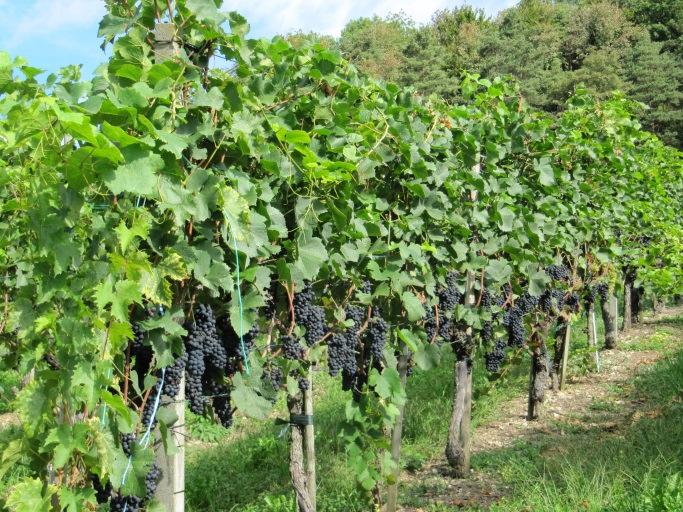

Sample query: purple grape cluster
[546,265,571,282]
[485,339,507,373]
[294,282,327,346]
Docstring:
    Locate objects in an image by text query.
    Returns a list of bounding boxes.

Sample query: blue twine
[231,229,251,375]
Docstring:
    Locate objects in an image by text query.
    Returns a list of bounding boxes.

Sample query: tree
[625,39,683,146]
[339,13,414,83]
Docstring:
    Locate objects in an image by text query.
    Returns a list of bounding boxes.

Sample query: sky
[0,0,517,77]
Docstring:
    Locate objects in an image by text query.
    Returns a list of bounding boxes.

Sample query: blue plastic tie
[231,228,251,375]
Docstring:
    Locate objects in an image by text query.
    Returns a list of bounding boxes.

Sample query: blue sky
[0,0,516,77]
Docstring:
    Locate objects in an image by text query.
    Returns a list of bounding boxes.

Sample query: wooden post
[152,26,184,512]
[623,279,632,331]
[588,306,600,372]
[602,294,618,349]
[288,394,314,512]
[155,383,185,512]
[154,23,178,63]
[386,347,410,512]
[304,370,316,511]
[559,322,571,390]
[612,295,619,342]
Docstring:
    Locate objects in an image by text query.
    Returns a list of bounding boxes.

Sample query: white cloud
[4,0,106,49]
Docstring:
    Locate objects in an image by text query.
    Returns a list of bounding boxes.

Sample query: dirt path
[401,306,683,511]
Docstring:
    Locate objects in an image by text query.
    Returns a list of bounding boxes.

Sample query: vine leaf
[5,478,52,512]
[58,487,97,512]
[528,270,551,297]
[535,157,555,186]
[232,373,272,420]
[104,152,163,197]
[295,237,328,280]
[400,292,424,322]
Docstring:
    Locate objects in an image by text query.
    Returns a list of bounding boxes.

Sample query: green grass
[473,347,683,512]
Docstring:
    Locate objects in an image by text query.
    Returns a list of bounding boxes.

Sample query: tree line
[289,0,683,149]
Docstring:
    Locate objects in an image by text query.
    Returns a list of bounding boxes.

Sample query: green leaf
[229,12,250,36]
[397,329,420,352]
[414,343,442,370]
[111,280,143,322]
[485,260,512,283]
[527,270,550,297]
[187,0,227,24]
[535,157,555,186]
[115,215,150,253]
[192,87,224,109]
[295,237,328,280]
[6,478,51,512]
[104,152,163,197]
[497,207,515,232]
[276,127,310,145]
[401,292,424,322]
[232,374,272,420]
[59,487,97,512]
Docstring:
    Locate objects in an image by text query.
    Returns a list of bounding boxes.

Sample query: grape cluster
[481,321,493,343]
[516,292,539,314]
[110,494,143,512]
[162,351,187,399]
[424,305,437,341]
[546,265,571,282]
[504,306,526,347]
[184,304,225,415]
[294,283,327,346]
[360,280,373,294]
[298,376,310,392]
[565,292,580,311]
[145,463,162,502]
[263,278,279,319]
[366,316,388,361]
[485,339,507,373]
[281,334,305,360]
[263,366,283,391]
[539,288,567,314]
[212,387,233,428]
[120,433,136,457]
[595,283,609,302]
[327,305,363,377]
[478,289,493,308]
[141,380,164,430]
[438,272,462,313]
[91,474,113,504]
[130,323,153,387]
